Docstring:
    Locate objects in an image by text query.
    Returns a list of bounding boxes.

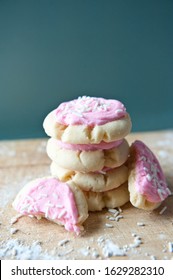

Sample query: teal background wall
[0,0,173,140]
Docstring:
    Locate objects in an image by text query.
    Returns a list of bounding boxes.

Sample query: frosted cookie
[50,162,128,192]
[128,140,171,210]
[47,138,129,172]
[84,182,129,211]
[12,177,88,234]
[43,96,132,144]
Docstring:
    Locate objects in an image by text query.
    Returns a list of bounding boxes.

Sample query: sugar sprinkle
[159,206,167,215]
[10,228,18,235]
[0,239,57,260]
[58,239,70,246]
[105,223,114,228]
[101,239,126,257]
[137,222,145,227]
[58,209,66,219]
[108,208,119,214]
[10,214,23,225]
[115,215,123,222]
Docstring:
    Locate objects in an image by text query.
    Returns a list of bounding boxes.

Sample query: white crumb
[10,228,18,235]
[159,206,167,215]
[105,223,114,228]
[0,239,58,260]
[150,255,157,260]
[58,249,74,257]
[101,240,126,257]
[115,215,123,221]
[10,214,23,225]
[137,222,145,227]
[58,239,70,246]
[79,247,90,256]
[106,216,116,221]
[97,236,105,244]
[118,207,123,213]
[91,249,100,258]
[108,208,119,215]
[129,236,142,248]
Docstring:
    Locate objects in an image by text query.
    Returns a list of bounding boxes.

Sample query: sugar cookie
[43,96,132,144]
[47,138,129,172]
[84,182,129,211]
[128,140,171,210]
[12,177,88,234]
[50,162,128,192]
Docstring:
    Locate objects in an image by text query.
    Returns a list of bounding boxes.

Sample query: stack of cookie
[43,96,132,211]
[12,96,171,234]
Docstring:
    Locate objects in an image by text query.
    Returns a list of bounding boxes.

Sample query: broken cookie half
[128,140,171,210]
[12,177,88,234]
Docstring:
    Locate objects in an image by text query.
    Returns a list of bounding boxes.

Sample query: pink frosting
[131,140,171,203]
[56,139,123,151]
[54,96,126,126]
[12,178,80,234]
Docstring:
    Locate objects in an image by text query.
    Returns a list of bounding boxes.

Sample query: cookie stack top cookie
[43,96,132,144]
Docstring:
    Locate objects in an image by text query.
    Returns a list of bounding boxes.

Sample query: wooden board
[0,130,173,260]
